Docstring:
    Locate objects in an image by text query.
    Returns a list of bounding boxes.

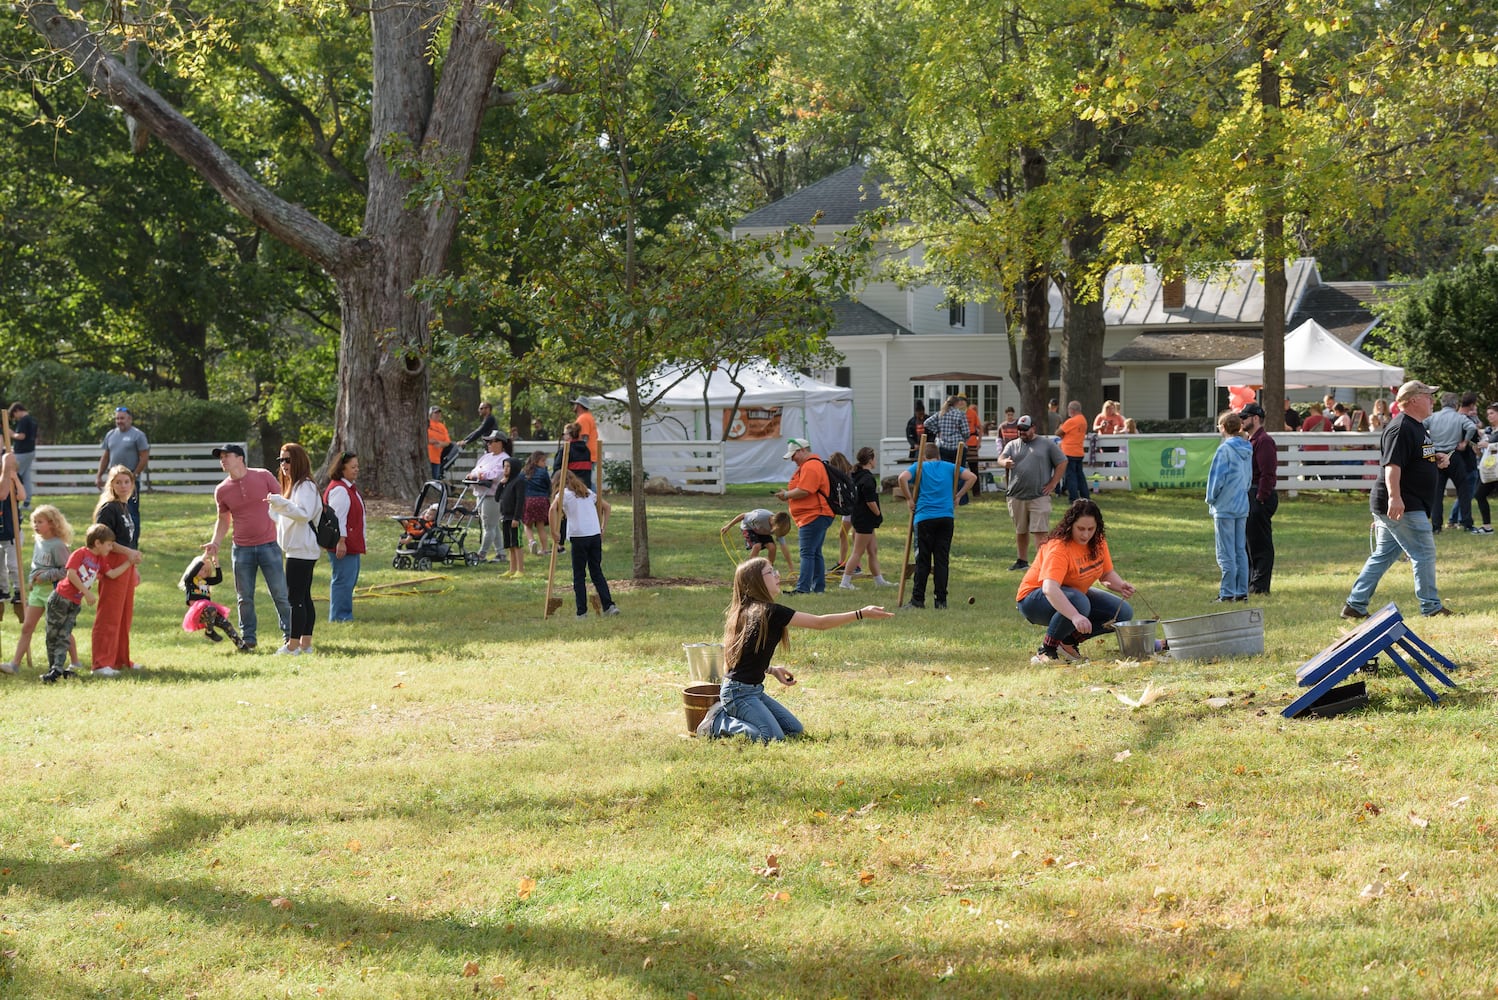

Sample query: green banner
[1128,438,1218,489]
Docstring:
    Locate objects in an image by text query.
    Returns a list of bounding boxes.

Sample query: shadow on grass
[2,805,1192,998]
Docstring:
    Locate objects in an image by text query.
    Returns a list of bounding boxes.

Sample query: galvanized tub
[1160,607,1264,660]
[1115,619,1159,659]
[683,642,724,683]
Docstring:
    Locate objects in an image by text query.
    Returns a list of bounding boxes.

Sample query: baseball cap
[1239,403,1267,419]
[782,437,810,460]
[571,398,591,408]
[1015,415,1034,431]
[211,443,246,459]
[1396,379,1439,402]
[482,430,507,442]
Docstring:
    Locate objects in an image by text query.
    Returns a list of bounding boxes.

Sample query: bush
[1135,418,1216,434]
[602,459,638,494]
[6,361,142,444]
[93,390,251,444]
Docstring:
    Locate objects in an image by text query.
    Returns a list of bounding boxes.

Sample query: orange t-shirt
[575,410,600,465]
[787,456,833,526]
[1016,537,1114,601]
[427,419,451,465]
[965,407,981,448]
[1058,414,1087,456]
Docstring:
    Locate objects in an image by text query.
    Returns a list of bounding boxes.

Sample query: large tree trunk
[1257,25,1288,433]
[1017,145,1051,421]
[1058,292,1106,420]
[26,0,509,498]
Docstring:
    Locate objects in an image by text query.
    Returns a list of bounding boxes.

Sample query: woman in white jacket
[267,442,321,655]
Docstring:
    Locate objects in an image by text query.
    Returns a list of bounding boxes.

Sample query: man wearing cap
[1239,402,1278,595]
[572,399,601,475]
[775,438,834,594]
[427,406,452,480]
[1341,380,1455,619]
[202,444,292,651]
[997,416,1066,571]
[98,406,149,527]
[459,401,500,447]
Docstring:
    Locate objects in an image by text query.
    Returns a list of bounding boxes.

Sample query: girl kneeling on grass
[713,557,893,742]
[1016,499,1136,666]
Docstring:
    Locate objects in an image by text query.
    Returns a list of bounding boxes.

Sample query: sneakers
[901,600,925,610]
[1056,642,1087,663]
[838,580,857,590]
[576,611,590,618]
[873,577,895,587]
[830,561,847,574]
[93,666,122,677]
[1472,526,1494,534]
[1340,604,1369,621]
[297,647,313,657]
[1009,559,1029,571]
[1030,646,1059,665]
[1425,606,1456,617]
[933,600,948,610]
[603,604,621,616]
[274,645,300,656]
[128,662,145,671]
[0,660,15,676]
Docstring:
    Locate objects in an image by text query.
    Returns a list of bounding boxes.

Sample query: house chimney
[1162,277,1186,311]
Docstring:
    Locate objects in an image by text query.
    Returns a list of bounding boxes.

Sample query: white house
[733,164,1395,437]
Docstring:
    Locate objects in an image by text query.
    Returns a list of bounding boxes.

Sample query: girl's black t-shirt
[726,603,796,686]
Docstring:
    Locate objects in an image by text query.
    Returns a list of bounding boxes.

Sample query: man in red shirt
[202,444,291,651]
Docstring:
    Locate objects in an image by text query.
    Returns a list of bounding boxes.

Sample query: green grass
[3,487,1498,998]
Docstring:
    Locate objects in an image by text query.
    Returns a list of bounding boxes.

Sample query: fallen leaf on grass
[1113,750,1132,763]
[858,871,876,886]
[462,960,479,977]
[766,890,790,902]
[1449,796,1470,809]
[853,800,878,816]
[1185,800,1207,810]
[1113,682,1165,709]
[346,839,361,853]
[1409,813,1429,828]
[1205,697,1233,709]
[518,877,536,900]
[269,897,294,911]
[1360,882,1385,899]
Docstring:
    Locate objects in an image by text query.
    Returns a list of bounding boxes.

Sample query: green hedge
[6,361,250,445]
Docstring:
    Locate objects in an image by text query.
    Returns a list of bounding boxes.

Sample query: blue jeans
[327,551,360,621]
[232,541,291,646]
[1063,455,1090,502]
[794,514,834,593]
[719,678,803,742]
[1017,586,1132,644]
[1213,515,1248,598]
[1346,510,1443,615]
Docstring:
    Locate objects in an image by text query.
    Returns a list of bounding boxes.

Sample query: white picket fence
[879,432,1391,493]
[29,443,244,495]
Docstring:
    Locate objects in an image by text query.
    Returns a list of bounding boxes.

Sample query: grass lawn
[3,485,1497,998]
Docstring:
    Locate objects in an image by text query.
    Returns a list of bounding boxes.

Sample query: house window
[1169,373,1213,420]
[982,384,999,425]
[947,297,966,328]
[833,366,851,388]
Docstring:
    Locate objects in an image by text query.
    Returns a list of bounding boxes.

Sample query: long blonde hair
[93,464,135,520]
[31,504,74,546]
[723,557,791,670]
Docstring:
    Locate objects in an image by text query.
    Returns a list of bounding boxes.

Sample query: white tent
[586,363,854,484]
[1214,319,1403,388]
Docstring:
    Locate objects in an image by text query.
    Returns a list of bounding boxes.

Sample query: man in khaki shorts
[997,415,1066,571]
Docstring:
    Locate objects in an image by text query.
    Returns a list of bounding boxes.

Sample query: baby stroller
[392,480,481,570]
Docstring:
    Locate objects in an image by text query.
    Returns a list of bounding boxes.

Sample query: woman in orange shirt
[427,406,452,480]
[1016,499,1136,664]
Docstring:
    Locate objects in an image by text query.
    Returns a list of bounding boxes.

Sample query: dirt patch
[609,576,722,591]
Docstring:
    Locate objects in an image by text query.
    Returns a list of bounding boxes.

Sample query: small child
[498,457,527,577]
[721,508,794,570]
[43,523,127,683]
[3,505,79,675]
[179,553,245,649]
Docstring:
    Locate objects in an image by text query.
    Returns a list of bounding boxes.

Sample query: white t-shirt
[560,489,602,536]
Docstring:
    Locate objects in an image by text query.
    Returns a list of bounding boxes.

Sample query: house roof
[827,296,915,337]
[1108,331,1267,365]
[734,164,888,228]
[1052,259,1318,328]
[908,372,1005,381]
[1287,281,1404,345]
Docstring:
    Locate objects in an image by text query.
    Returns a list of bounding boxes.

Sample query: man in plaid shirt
[923,395,971,466]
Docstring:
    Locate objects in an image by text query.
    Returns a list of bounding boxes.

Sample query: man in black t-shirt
[1341,380,1455,619]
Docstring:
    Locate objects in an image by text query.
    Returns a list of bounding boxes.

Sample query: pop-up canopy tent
[585,363,854,484]
[1214,319,1404,388]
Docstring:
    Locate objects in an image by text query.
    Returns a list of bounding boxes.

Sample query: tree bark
[1258,27,1288,433]
[1017,145,1051,421]
[25,0,511,497]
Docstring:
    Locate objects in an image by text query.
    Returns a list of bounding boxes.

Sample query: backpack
[820,460,857,516]
[314,493,343,549]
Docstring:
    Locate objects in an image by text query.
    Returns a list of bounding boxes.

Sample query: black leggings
[286,557,317,638]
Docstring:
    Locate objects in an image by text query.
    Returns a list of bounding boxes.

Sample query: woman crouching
[718,557,892,741]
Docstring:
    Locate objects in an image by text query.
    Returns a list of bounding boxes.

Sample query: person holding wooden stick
[896,441,975,610]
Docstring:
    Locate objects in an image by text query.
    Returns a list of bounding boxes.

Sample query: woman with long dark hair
[267,443,320,655]
[717,557,892,741]
[1015,499,1136,665]
[324,451,365,622]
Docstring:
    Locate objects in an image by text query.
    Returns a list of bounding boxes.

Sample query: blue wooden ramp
[1283,603,1459,719]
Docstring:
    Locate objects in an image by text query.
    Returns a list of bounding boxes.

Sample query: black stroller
[391,480,481,570]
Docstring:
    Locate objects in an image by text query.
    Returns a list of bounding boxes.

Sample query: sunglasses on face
[278,457,291,464]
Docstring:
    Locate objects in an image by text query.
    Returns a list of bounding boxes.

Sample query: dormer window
[947,296,967,328]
